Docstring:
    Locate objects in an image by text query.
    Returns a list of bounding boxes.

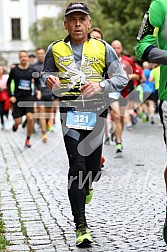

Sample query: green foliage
[98,0,151,54]
[29,17,67,50]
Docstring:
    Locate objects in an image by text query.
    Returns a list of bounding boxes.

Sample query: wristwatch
[99,81,105,91]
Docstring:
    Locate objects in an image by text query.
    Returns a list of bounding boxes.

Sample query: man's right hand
[10,96,16,103]
[46,75,60,90]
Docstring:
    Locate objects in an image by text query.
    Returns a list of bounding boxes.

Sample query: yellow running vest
[52,37,106,110]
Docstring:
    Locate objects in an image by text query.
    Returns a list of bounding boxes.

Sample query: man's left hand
[80,82,102,98]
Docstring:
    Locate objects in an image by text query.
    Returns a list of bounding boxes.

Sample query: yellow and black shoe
[116,143,123,153]
[115,143,123,158]
[76,223,93,247]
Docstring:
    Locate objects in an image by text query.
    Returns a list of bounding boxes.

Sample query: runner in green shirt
[136,0,167,244]
[150,64,160,90]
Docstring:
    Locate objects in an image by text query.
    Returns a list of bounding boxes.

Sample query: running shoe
[142,113,149,123]
[42,134,47,143]
[131,114,137,125]
[25,139,31,148]
[22,119,27,128]
[116,143,123,153]
[104,137,110,145]
[163,218,167,244]
[100,156,105,168]
[85,188,93,204]
[115,143,123,158]
[76,223,93,247]
[12,123,18,132]
[150,117,155,124]
[137,111,143,119]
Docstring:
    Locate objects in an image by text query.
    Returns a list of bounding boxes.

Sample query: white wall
[36,4,61,19]
[0,0,62,69]
[0,0,35,51]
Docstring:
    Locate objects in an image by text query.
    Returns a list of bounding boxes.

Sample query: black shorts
[152,90,159,103]
[143,92,155,102]
[37,93,54,107]
[12,95,34,119]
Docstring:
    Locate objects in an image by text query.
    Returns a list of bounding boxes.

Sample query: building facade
[0,0,63,69]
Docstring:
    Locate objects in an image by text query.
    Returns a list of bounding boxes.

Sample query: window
[11,19,21,40]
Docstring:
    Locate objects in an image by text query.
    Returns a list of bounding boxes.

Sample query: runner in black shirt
[7,50,41,148]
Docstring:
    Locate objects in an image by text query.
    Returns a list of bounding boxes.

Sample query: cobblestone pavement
[0,113,167,252]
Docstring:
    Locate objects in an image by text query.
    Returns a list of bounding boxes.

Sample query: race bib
[18,79,31,90]
[66,110,96,130]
